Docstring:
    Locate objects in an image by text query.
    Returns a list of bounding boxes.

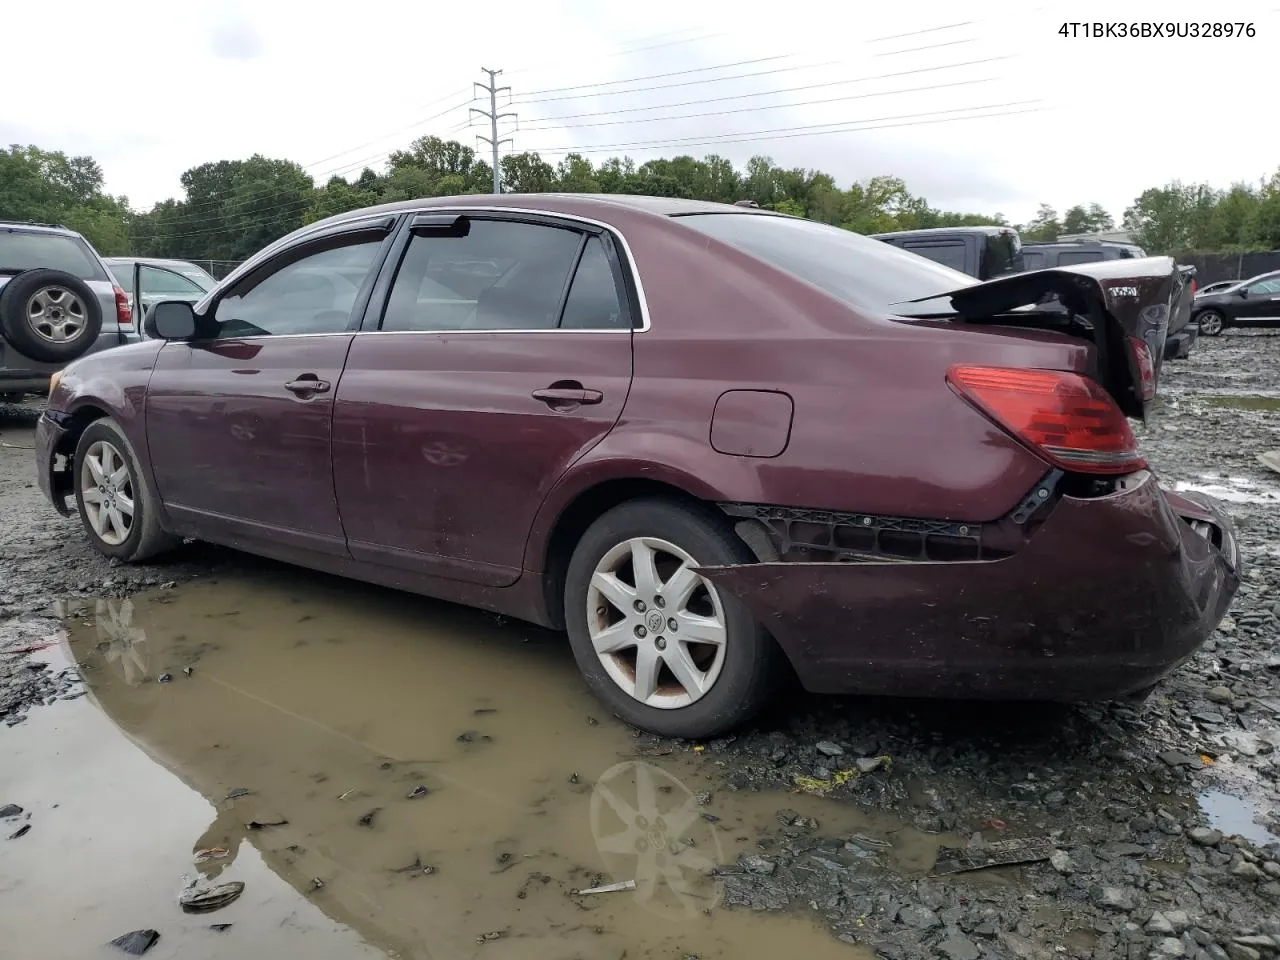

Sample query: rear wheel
[1,391,25,404]
[564,498,780,739]
[73,418,178,562]
[1198,310,1224,336]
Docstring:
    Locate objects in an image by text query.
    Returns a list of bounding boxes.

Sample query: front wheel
[563,498,781,739]
[73,418,179,562]
[1197,310,1224,336]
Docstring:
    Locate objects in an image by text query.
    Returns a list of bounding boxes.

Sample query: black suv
[869,226,1024,280]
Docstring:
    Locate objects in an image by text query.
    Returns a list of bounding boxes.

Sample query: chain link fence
[187,260,242,280]
[1179,251,1280,285]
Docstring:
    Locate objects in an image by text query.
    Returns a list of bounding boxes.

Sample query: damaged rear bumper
[698,470,1240,701]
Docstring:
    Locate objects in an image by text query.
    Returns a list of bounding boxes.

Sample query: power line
[511,57,1010,128]
[132,100,1043,247]
[148,55,1011,226]
[522,101,1047,155]
[512,55,794,99]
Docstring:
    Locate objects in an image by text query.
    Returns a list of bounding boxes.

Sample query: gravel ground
[3,333,1280,960]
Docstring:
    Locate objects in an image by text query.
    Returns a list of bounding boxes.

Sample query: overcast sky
[3,0,1277,226]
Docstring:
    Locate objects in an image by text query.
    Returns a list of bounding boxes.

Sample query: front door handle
[532,382,603,407]
[284,375,331,396]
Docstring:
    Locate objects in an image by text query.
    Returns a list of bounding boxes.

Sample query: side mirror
[148,300,198,340]
[1237,288,1249,298]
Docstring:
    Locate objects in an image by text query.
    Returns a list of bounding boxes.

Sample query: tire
[1197,310,1224,336]
[563,497,781,739]
[73,417,178,562]
[1,391,25,403]
[0,268,104,363]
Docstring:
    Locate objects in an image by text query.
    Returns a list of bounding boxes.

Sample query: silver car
[0,221,131,402]
[104,257,216,332]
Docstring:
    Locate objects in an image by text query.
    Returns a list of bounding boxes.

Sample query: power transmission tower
[471,68,516,194]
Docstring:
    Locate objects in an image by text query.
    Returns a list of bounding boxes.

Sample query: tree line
[4,140,1279,265]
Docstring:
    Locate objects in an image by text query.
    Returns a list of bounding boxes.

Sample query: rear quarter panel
[523,211,1087,570]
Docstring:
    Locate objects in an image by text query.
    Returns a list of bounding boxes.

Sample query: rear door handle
[532,383,604,406]
[284,376,331,396]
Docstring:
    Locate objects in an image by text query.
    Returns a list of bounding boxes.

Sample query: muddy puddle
[1171,474,1280,505]
[0,570,951,959]
[1198,789,1280,847]
[1199,394,1280,412]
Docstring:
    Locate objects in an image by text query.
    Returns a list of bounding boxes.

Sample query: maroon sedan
[34,195,1240,738]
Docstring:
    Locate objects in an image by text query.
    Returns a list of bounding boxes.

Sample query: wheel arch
[532,470,776,631]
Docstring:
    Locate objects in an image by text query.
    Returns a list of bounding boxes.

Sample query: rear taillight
[1128,336,1156,402]
[947,365,1146,475]
[113,286,132,327]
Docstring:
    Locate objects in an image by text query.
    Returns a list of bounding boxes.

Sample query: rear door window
[559,235,629,330]
[1021,251,1045,270]
[0,230,107,281]
[381,218,585,332]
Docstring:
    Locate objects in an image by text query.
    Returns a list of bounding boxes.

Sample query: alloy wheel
[80,440,135,546]
[27,285,87,343]
[586,536,727,709]
[1199,311,1224,335]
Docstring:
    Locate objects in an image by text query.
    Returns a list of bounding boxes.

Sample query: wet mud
[3,575,898,959]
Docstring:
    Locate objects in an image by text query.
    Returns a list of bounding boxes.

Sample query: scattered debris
[7,824,31,840]
[931,837,1054,875]
[392,856,436,876]
[224,788,252,800]
[473,707,497,716]
[815,740,845,757]
[194,847,230,863]
[157,673,172,683]
[0,803,23,818]
[476,930,505,944]
[456,731,492,744]
[357,809,380,827]
[406,785,429,800]
[208,924,232,933]
[1257,450,1280,475]
[179,880,245,913]
[109,929,160,955]
[574,879,637,895]
[309,877,326,891]
[246,819,288,830]
[182,666,194,677]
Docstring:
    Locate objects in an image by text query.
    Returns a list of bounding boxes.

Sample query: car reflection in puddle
[5,572,878,960]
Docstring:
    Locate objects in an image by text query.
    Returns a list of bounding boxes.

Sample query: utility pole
[471,68,516,194]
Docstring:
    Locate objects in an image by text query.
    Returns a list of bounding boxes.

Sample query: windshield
[672,213,977,315]
[0,230,106,281]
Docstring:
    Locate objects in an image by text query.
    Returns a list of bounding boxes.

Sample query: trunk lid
[900,256,1189,419]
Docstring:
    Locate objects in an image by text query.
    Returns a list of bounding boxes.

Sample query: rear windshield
[673,213,977,315]
[0,229,106,281]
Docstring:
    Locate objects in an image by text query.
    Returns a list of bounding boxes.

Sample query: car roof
[0,219,81,237]
[308,193,772,230]
[870,226,1012,239]
[104,256,203,267]
[1021,240,1140,250]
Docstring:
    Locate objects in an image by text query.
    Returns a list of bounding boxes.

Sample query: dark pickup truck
[872,228,1197,361]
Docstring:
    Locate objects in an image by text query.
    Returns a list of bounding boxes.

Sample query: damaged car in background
[32,195,1241,738]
